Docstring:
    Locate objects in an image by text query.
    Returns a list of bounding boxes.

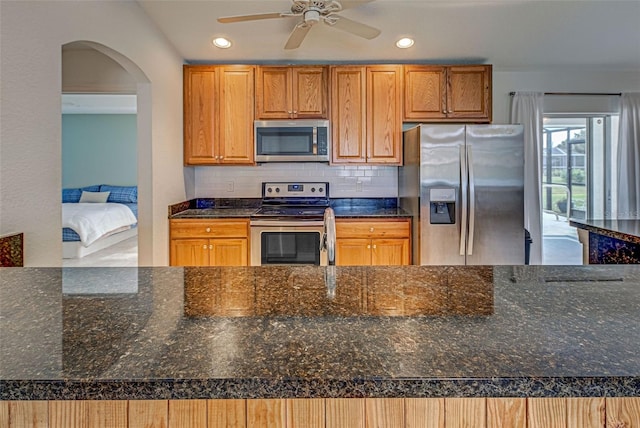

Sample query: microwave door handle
[312,127,318,154]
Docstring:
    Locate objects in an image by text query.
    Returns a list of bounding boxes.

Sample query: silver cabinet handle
[467,146,476,256]
[459,145,468,256]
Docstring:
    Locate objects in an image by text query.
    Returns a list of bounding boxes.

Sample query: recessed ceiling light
[212,37,232,49]
[396,37,414,49]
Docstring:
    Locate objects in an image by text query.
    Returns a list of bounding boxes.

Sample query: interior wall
[62,46,137,94]
[492,69,640,123]
[62,114,137,188]
[0,1,185,266]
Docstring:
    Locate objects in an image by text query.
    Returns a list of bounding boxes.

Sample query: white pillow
[79,190,110,203]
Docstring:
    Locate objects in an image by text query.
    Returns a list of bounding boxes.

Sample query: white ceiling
[136,0,640,70]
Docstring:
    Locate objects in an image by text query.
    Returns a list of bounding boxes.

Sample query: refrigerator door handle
[459,145,468,256]
[467,146,476,256]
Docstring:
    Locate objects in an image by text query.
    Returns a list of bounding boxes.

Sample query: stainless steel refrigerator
[399,124,525,265]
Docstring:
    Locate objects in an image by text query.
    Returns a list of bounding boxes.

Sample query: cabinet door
[446,65,492,121]
[336,238,371,266]
[219,66,255,164]
[210,238,249,266]
[366,65,402,164]
[371,238,410,266]
[256,67,291,119]
[403,65,447,121]
[170,238,210,266]
[292,67,328,118]
[331,66,366,164]
[184,66,218,165]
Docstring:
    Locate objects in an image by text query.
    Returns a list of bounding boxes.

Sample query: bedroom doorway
[61,42,141,267]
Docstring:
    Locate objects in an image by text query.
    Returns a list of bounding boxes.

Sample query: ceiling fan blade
[284,23,312,50]
[326,15,380,39]
[217,12,286,23]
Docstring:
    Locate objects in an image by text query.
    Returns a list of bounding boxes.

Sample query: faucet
[322,207,337,299]
[321,207,336,266]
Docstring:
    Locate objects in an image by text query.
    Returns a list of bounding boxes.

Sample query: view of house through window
[541,115,619,264]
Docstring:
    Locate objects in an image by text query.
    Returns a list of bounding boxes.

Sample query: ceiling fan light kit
[217,0,381,50]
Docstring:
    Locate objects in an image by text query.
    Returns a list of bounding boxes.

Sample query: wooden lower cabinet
[336,219,411,266]
[3,397,638,428]
[170,219,249,266]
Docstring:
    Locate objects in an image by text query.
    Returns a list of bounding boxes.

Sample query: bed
[62,185,138,259]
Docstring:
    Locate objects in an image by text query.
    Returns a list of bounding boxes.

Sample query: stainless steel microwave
[254,119,330,163]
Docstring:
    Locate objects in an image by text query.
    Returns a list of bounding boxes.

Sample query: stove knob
[267,187,273,193]
[311,187,316,192]
[275,187,280,193]
[318,187,324,193]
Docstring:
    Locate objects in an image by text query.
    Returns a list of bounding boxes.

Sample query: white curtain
[617,92,640,219]
[510,92,544,265]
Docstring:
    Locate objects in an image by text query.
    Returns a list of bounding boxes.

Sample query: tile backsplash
[195,163,398,198]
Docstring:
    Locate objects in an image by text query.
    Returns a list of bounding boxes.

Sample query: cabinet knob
[214,156,219,160]
[448,110,453,114]
[206,227,211,232]
[367,244,371,249]
[202,244,208,249]
[370,227,374,232]
[373,244,377,249]
[209,245,213,250]
[219,156,224,160]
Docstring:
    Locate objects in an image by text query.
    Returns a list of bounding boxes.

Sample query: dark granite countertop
[570,219,640,244]
[168,198,411,219]
[2,265,640,400]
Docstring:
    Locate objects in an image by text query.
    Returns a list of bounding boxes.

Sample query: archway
[61,41,151,266]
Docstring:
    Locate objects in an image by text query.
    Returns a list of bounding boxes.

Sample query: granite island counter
[570,219,640,264]
[1,265,639,427]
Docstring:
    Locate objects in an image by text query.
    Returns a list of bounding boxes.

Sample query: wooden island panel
[3,397,636,427]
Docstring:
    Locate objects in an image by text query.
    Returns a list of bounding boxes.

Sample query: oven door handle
[250,220,325,227]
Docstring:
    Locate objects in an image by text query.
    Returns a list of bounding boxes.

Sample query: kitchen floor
[62,236,138,267]
[543,211,582,265]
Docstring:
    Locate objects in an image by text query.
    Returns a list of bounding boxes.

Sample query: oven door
[250,220,327,266]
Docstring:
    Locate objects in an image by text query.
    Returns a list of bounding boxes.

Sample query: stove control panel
[262,182,329,199]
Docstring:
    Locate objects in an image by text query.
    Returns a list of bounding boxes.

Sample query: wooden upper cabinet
[184,66,217,164]
[330,66,366,163]
[404,64,492,122]
[331,65,402,165]
[366,65,402,164]
[218,66,255,164]
[256,66,328,119]
[183,65,255,165]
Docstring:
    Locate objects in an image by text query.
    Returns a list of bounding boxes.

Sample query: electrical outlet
[356,181,363,192]
[225,181,234,192]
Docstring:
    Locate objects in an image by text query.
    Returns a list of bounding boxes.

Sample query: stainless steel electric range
[250,182,331,266]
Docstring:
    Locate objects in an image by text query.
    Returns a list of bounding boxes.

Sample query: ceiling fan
[217,0,381,50]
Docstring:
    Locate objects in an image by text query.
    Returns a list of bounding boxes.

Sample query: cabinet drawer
[170,219,249,239]
[336,219,410,239]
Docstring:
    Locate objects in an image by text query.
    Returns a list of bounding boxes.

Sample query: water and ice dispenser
[429,188,456,224]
